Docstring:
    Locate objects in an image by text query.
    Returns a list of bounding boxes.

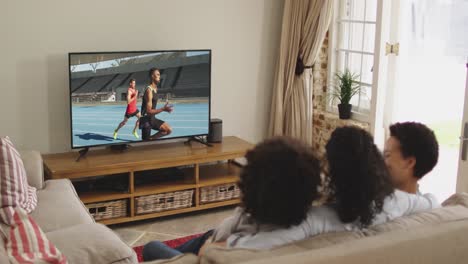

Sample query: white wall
[0,0,284,153]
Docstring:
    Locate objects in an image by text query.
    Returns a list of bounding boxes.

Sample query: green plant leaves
[329,68,362,105]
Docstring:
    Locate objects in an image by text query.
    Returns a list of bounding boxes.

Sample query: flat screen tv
[69,50,211,149]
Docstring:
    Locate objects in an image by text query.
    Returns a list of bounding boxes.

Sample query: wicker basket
[200,183,240,204]
[86,199,128,221]
[135,190,194,215]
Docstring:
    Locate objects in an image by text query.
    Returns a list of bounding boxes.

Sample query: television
[68,50,211,149]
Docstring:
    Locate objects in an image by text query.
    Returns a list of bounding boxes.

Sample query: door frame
[369,0,392,148]
[456,62,468,192]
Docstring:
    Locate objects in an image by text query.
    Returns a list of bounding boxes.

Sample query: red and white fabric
[0,137,37,224]
[1,207,67,264]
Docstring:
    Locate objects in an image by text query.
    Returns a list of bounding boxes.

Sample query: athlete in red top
[113,79,142,139]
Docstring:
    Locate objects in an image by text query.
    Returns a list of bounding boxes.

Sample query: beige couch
[161,196,468,264]
[0,151,138,264]
[3,151,468,264]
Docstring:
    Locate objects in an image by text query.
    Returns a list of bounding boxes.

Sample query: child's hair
[325,126,394,227]
[239,137,321,227]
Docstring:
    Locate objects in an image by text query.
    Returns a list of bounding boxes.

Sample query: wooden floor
[111,206,236,247]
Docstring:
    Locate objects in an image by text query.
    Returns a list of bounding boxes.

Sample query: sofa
[3,151,468,264]
[0,150,139,264]
[160,195,468,264]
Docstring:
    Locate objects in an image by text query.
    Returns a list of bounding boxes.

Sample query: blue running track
[71,103,209,148]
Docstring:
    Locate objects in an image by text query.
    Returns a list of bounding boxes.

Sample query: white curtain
[268,0,333,144]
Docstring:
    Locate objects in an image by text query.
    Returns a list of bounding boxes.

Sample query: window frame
[326,0,378,123]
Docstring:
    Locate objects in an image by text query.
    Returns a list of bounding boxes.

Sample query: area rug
[133,233,203,262]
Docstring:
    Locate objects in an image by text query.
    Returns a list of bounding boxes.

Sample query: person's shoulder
[390,189,440,208]
[387,189,414,203]
[420,192,440,207]
[144,86,153,93]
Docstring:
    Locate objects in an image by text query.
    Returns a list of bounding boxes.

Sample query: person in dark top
[140,68,173,140]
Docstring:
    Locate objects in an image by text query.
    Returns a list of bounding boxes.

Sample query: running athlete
[113,79,141,139]
[140,68,173,140]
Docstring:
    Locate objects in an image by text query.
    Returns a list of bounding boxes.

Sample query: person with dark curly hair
[384,122,439,195]
[142,137,321,260]
[225,126,439,249]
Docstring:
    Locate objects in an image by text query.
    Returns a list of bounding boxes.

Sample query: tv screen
[69,50,211,149]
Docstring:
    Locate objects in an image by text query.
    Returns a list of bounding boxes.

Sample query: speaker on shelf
[208,118,223,143]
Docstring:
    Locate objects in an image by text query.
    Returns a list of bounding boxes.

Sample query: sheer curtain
[268,0,333,144]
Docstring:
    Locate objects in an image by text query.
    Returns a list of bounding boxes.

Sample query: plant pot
[338,103,352,119]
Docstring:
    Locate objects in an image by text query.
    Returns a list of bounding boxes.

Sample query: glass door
[385,0,468,201]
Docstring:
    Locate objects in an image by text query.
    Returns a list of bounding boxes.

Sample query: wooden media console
[42,136,252,225]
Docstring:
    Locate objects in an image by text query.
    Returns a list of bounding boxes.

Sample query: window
[328,0,378,119]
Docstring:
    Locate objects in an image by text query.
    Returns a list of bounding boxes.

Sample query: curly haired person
[220,126,440,250]
[142,137,321,261]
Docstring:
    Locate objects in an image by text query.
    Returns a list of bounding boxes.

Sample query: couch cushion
[366,204,468,234]
[0,227,9,264]
[201,231,364,264]
[240,220,468,264]
[364,192,468,235]
[30,179,94,232]
[442,192,468,207]
[46,223,137,264]
[292,230,365,249]
[0,137,37,224]
[1,207,67,264]
[0,250,8,264]
[19,150,44,190]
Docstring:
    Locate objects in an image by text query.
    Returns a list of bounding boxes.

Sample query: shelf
[133,168,197,196]
[100,198,240,225]
[198,163,241,187]
[80,191,130,204]
[134,167,196,196]
[198,199,241,209]
[134,182,197,196]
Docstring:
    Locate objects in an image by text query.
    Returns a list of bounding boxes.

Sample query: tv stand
[110,144,130,152]
[42,136,252,225]
[75,147,89,162]
[185,136,213,147]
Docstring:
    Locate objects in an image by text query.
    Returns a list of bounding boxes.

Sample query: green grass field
[428,120,462,149]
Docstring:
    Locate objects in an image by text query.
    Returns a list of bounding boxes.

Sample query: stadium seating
[160,67,179,89]
[70,77,92,93]
[71,54,210,99]
[173,63,210,97]
[74,75,115,94]
[100,73,131,92]
[174,63,209,90]
[128,71,150,91]
[71,92,111,103]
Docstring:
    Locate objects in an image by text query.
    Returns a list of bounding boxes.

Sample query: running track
[71,103,209,147]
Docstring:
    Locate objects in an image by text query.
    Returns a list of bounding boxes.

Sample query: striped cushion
[1,207,67,264]
[0,137,37,224]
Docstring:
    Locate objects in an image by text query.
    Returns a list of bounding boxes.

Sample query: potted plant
[329,69,361,119]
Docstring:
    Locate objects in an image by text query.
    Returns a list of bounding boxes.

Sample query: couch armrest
[19,150,44,190]
[46,223,138,264]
